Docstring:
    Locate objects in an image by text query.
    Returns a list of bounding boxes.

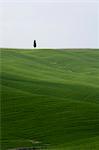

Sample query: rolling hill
[0,48,99,150]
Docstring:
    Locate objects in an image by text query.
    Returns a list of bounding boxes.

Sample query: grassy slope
[0,48,99,150]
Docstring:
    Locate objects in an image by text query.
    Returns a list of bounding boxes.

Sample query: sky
[0,0,99,49]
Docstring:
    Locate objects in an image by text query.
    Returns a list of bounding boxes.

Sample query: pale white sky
[0,0,99,48]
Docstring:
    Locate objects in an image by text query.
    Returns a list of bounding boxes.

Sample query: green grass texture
[0,48,99,150]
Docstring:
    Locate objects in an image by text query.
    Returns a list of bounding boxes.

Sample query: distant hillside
[1,48,99,150]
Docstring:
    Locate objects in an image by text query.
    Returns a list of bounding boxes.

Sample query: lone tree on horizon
[33,40,37,48]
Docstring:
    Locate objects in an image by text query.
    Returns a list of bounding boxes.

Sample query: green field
[0,48,99,150]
